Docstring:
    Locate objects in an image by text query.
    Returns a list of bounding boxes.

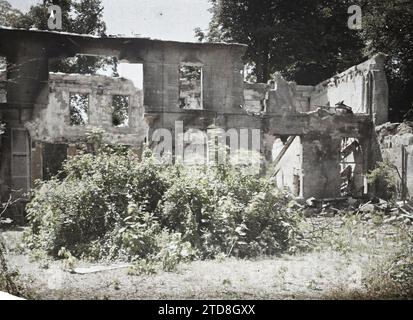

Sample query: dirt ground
[1,216,411,300]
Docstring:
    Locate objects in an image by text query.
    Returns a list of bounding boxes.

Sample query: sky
[8,0,212,42]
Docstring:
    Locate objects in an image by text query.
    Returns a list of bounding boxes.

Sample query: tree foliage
[197,0,413,120]
[2,0,106,35]
[24,141,302,263]
[0,0,114,75]
[196,0,364,84]
[359,0,413,121]
[0,0,22,26]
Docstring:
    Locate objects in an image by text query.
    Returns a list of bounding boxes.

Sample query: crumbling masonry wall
[247,55,388,197]
[310,54,388,124]
[376,122,413,198]
[0,28,386,209]
[245,54,388,124]
[27,73,146,145]
[25,73,146,182]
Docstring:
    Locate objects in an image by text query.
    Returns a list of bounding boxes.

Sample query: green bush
[25,147,167,258]
[367,159,399,201]
[0,241,19,295]
[24,143,302,266]
[363,232,413,299]
[159,164,300,258]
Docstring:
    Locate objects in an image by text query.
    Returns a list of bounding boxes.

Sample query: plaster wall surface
[274,136,302,196]
[301,135,341,199]
[243,83,269,113]
[26,73,147,146]
[379,125,413,198]
[309,54,388,124]
[255,54,388,125]
[0,28,385,204]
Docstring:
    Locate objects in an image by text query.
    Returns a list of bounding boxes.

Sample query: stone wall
[310,54,388,124]
[243,83,269,113]
[301,135,341,199]
[26,73,147,146]
[377,122,413,198]
[254,54,388,124]
[0,28,383,205]
[273,136,302,196]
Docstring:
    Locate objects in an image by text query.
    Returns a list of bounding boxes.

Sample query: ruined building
[0,28,391,219]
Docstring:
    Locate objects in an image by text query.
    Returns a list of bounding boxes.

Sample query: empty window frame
[340,137,364,196]
[179,65,203,110]
[11,129,31,198]
[49,54,118,76]
[69,93,89,126]
[112,95,130,127]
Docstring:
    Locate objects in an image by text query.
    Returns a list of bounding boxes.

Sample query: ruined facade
[0,28,390,217]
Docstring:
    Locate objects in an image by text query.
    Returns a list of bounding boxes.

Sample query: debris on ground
[306,101,353,118]
[298,194,413,225]
[70,264,131,274]
[376,121,413,143]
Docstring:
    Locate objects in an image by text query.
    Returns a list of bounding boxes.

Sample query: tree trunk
[255,39,270,83]
[262,40,270,83]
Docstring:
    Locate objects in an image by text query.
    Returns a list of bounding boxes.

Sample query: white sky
[8,0,212,41]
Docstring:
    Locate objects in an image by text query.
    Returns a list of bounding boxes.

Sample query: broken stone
[359,203,375,213]
[363,213,372,220]
[303,208,318,217]
[70,264,131,274]
[383,216,397,224]
[320,208,336,217]
[347,197,358,206]
[306,197,317,207]
[0,27,390,218]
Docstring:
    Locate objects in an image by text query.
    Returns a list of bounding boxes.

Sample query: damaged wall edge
[0,28,390,220]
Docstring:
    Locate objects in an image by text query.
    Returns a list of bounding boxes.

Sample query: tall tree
[360,0,413,121]
[196,0,364,84]
[0,0,24,26]
[0,0,115,75]
[198,0,413,121]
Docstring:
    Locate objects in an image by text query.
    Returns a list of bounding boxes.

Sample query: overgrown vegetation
[367,159,400,201]
[304,213,413,299]
[0,241,19,295]
[196,0,413,122]
[0,122,21,296]
[363,239,413,299]
[23,138,302,270]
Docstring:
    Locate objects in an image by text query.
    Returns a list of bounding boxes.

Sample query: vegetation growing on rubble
[367,159,400,201]
[24,134,302,270]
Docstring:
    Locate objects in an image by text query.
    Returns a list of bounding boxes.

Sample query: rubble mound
[376,121,413,142]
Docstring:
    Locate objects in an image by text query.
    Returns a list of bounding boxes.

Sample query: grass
[1,214,412,300]
[304,214,413,299]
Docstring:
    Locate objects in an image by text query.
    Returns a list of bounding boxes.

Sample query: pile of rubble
[295,196,413,225]
[307,101,354,118]
[376,121,413,143]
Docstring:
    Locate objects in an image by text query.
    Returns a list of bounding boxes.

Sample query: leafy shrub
[0,242,18,294]
[24,142,302,267]
[363,233,413,298]
[25,147,167,258]
[367,159,399,201]
[160,163,300,258]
